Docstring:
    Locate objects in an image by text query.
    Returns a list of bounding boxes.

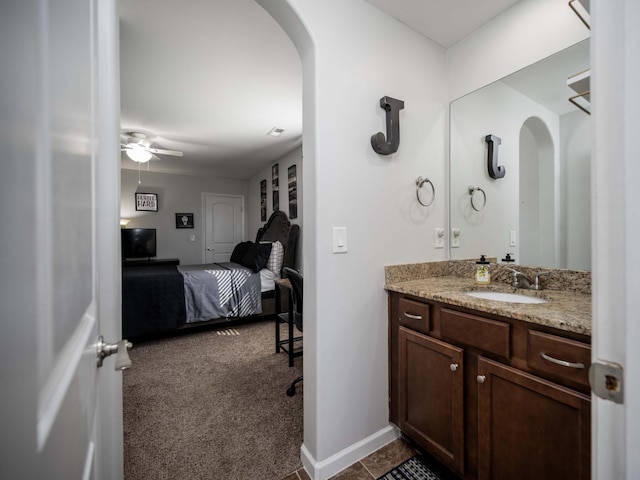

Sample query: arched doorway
[519,116,556,267]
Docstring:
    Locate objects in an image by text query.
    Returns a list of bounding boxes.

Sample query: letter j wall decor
[371,96,405,155]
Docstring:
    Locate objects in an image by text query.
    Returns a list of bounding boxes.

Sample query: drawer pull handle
[540,352,585,369]
[403,312,423,320]
[450,363,459,372]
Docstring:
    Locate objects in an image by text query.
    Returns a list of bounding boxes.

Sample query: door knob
[97,336,133,370]
[450,363,459,372]
[207,247,215,251]
[477,374,486,384]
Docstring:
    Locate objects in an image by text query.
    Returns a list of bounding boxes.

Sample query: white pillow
[261,240,284,274]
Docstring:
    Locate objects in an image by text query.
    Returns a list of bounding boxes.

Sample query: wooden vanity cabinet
[388,292,591,480]
[397,326,465,476]
[476,356,590,480]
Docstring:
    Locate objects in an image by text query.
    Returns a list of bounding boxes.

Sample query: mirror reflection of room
[449,39,590,271]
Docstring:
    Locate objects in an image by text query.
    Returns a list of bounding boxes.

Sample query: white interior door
[203,194,245,263]
[0,1,123,479]
[591,1,638,478]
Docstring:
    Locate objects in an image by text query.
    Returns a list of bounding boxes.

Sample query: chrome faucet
[506,268,550,290]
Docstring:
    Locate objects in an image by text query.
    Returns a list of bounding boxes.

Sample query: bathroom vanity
[385,262,591,480]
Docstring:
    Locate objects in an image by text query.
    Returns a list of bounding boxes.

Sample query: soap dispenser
[475,255,491,285]
[501,253,515,263]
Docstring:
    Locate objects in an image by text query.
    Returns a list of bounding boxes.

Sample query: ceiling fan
[120,132,183,163]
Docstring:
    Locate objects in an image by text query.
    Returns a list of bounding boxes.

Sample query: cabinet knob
[450,363,459,372]
[477,374,486,384]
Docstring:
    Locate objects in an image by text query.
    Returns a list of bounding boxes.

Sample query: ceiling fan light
[125,145,152,163]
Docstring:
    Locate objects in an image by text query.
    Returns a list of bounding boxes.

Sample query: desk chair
[282,267,303,396]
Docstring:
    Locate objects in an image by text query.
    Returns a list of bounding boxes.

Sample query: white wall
[260,0,448,477]
[446,0,592,275]
[120,169,247,264]
[247,145,303,267]
[447,0,589,101]
[560,111,591,270]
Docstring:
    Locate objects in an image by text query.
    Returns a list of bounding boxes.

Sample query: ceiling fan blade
[148,147,183,157]
[150,153,161,161]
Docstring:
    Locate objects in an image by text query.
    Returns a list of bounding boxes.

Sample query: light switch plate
[332,227,348,253]
[510,230,517,247]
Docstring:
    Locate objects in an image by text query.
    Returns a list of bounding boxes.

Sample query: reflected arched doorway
[519,116,556,267]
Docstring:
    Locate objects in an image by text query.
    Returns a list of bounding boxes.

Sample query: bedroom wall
[247,145,303,269]
[120,169,247,265]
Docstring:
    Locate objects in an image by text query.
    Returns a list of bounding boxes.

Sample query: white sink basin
[465,291,547,304]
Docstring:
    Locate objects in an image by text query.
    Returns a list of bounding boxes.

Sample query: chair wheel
[286,385,296,396]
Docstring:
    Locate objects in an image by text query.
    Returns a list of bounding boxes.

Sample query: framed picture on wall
[272,163,279,212]
[175,213,194,229]
[260,179,267,221]
[135,192,158,212]
[288,165,297,219]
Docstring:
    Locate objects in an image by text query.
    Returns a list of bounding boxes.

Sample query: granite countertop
[384,262,592,337]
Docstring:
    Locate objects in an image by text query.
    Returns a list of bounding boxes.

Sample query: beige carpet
[123,320,303,480]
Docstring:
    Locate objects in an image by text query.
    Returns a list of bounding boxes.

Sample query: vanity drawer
[440,308,510,359]
[527,330,590,387]
[398,297,430,334]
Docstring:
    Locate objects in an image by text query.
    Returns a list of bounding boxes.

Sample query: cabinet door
[398,326,464,475]
[477,356,590,480]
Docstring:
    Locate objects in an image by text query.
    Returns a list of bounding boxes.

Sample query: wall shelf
[569,0,590,29]
[568,69,591,115]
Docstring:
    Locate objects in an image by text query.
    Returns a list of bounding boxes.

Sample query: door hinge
[589,360,624,404]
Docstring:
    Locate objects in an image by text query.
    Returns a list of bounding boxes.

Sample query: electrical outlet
[189,234,196,242]
[451,228,460,248]
[435,228,445,249]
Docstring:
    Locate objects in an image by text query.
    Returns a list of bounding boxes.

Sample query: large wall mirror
[449,39,590,271]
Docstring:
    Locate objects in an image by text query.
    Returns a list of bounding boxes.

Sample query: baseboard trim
[300,424,400,480]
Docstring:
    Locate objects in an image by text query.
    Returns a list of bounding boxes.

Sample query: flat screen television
[121,228,157,260]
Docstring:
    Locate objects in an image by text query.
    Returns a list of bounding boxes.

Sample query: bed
[122,210,299,338]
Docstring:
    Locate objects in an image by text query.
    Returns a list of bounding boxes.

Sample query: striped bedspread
[178,263,262,323]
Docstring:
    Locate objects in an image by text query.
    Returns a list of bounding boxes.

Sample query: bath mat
[377,455,444,480]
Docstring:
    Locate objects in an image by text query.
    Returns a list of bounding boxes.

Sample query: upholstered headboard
[256,210,299,271]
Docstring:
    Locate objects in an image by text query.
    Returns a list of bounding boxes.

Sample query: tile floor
[281,437,417,480]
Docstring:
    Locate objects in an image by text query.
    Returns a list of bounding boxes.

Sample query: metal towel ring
[415,177,435,207]
[468,185,487,211]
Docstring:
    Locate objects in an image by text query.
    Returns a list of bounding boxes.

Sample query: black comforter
[122,265,186,338]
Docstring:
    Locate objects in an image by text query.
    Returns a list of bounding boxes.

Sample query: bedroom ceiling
[119,0,303,179]
[118,0,523,179]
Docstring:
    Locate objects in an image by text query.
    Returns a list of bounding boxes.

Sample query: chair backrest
[282,267,303,332]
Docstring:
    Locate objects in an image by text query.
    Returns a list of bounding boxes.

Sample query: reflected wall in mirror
[449,39,591,271]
